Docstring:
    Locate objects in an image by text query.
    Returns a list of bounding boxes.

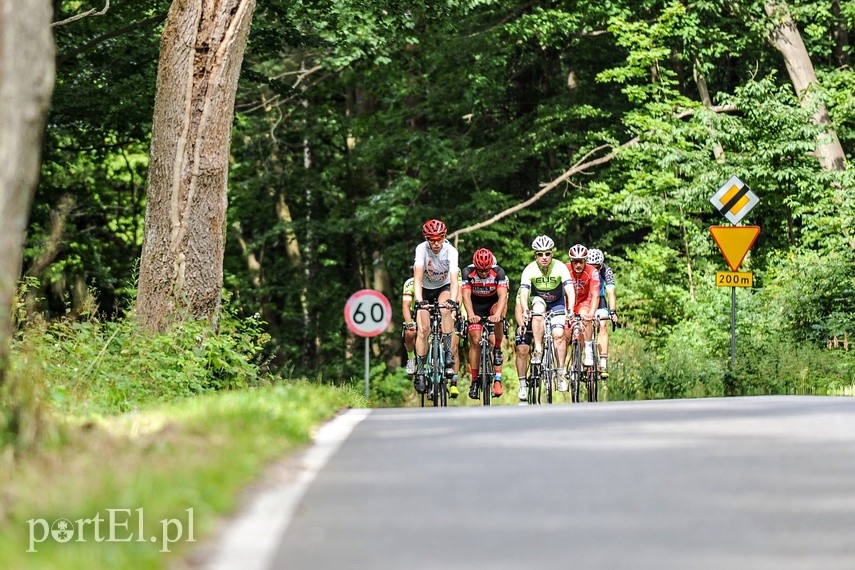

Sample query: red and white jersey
[462,264,509,300]
[565,263,600,307]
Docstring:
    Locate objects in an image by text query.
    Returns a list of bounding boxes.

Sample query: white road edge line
[205,408,371,570]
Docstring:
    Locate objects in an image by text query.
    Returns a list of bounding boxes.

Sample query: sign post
[344,289,392,399]
[709,176,760,373]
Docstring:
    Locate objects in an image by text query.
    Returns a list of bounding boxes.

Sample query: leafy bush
[11,310,270,415]
[367,362,412,408]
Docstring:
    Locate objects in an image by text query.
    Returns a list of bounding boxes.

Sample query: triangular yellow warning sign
[710,226,760,271]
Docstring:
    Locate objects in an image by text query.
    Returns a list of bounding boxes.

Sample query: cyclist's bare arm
[413,265,425,304]
[448,269,460,307]
[402,294,414,323]
[519,285,531,319]
[490,286,509,322]
[462,287,478,323]
[563,282,576,312]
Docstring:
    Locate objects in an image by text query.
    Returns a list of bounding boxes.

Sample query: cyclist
[586,248,618,378]
[413,219,460,396]
[462,248,509,399]
[513,288,533,401]
[564,244,600,390]
[518,235,575,390]
[401,275,417,375]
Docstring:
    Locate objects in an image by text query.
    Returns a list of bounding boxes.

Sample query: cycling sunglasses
[535,251,553,258]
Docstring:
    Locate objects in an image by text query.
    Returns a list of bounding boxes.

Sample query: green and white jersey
[402,277,415,312]
[519,259,572,304]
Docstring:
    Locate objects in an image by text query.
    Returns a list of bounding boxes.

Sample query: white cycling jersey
[413,240,459,289]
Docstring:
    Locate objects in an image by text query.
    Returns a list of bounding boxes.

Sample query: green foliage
[367,362,412,407]
[12,310,270,415]
[30,0,855,398]
[756,249,855,344]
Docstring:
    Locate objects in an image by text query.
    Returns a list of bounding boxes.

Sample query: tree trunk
[692,57,725,162]
[831,0,851,69]
[136,0,256,332]
[765,0,846,171]
[0,0,55,383]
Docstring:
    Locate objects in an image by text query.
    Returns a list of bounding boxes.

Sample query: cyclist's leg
[403,324,417,375]
[414,305,430,393]
[582,312,595,366]
[530,297,547,363]
[548,304,568,389]
[595,307,610,376]
[514,325,531,401]
[489,302,505,369]
[434,287,456,378]
[467,321,483,399]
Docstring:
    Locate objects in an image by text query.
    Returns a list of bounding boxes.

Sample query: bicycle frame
[569,316,600,403]
[419,301,448,408]
[475,321,495,406]
[528,310,561,404]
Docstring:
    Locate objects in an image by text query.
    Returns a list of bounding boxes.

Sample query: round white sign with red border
[344,289,392,337]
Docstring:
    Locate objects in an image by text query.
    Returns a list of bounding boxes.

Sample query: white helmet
[531,235,555,251]
[586,248,604,265]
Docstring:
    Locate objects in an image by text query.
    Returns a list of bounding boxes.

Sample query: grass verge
[0,381,365,569]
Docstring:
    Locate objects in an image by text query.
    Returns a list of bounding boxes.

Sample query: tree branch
[56,12,168,66]
[52,1,110,28]
[447,104,739,241]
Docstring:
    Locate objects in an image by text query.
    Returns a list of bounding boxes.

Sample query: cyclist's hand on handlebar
[416,300,429,309]
[487,314,501,323]
[444,299,459,310]
[404,321,417,330]
[469,314,481,324]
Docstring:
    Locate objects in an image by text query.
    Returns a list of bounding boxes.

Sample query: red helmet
[422,219,447,239]
[473,248,494,270]
[568,244,588,260]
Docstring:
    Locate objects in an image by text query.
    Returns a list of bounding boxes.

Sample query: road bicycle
[568,316,600,403]
[469,318,507,406]
[527,310,562,405]
[418,300,451,407]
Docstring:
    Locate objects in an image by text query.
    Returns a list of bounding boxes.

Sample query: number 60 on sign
[344,289,392,337]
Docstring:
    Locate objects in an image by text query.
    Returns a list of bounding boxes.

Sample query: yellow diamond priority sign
[710,226,760,271]
[710,175,759,224]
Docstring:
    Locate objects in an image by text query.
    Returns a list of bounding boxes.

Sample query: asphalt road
[208,396,855,569]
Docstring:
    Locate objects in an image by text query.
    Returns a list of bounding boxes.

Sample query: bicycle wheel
[542,341,554,404]
[525,365,540,404]
[587,339,599,402]
[586,367,598,402]
[429,336,442,407]
[570,340,582,403]
[480,340,492,406]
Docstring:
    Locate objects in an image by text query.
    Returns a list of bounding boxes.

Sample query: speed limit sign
[344,289,392,337]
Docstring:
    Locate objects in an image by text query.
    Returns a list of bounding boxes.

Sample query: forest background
[14,0,855,410]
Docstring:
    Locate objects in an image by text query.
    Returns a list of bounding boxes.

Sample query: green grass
[0,381,365,569]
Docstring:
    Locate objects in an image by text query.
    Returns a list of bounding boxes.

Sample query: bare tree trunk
[136,0,256,332]
[831,0,851,69]
[692,57,725,162]
[765,0,847,171]
[0,0,55,384]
